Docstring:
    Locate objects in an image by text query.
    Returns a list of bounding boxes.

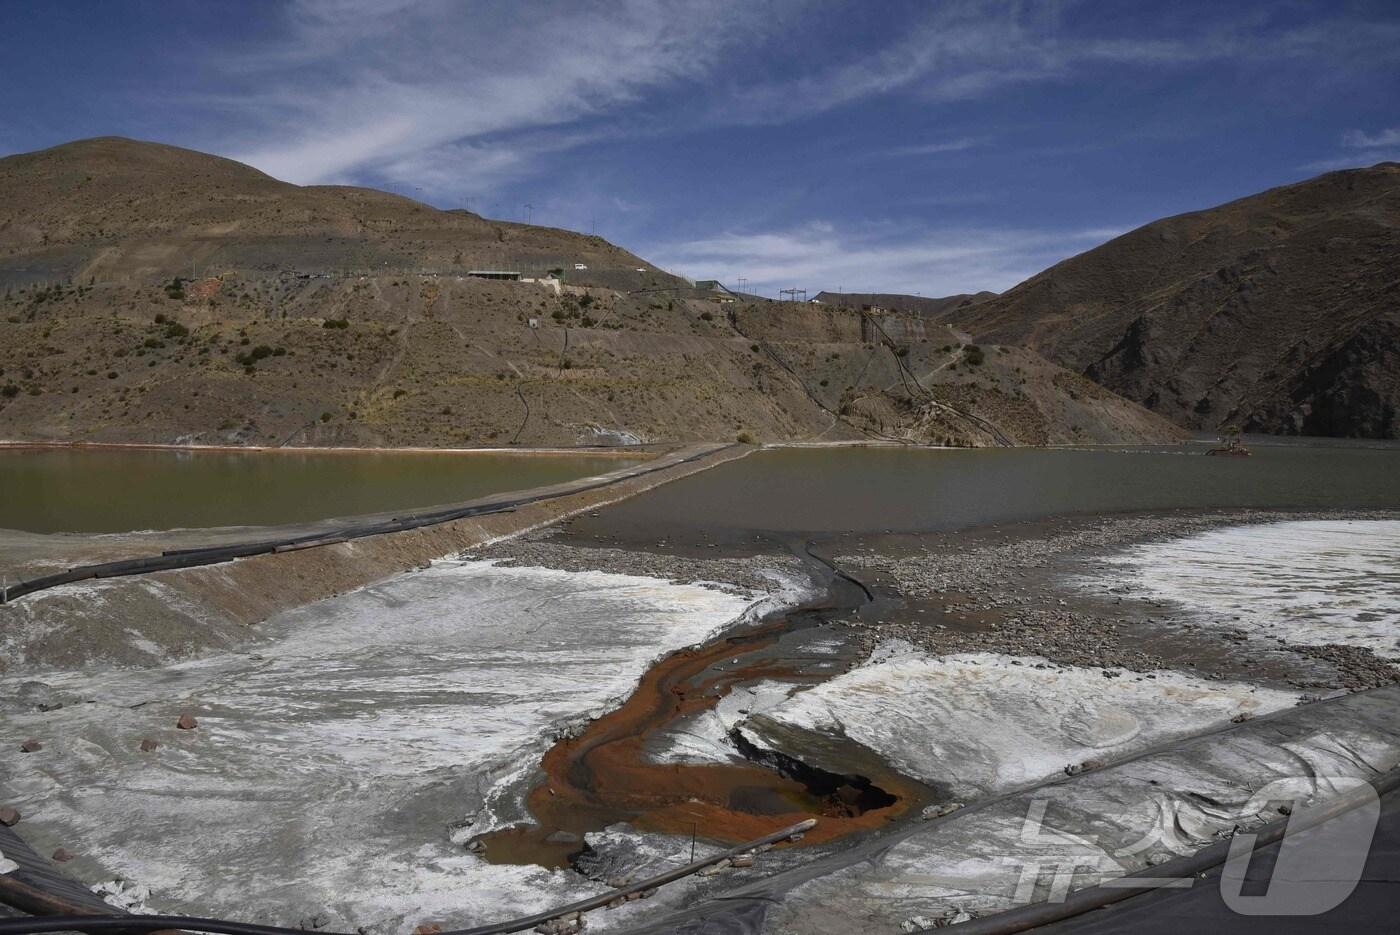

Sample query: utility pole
[524,203,534,225]
[737,277,748,294]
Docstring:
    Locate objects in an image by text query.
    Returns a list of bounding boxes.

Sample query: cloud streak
[1301,126,1400,171]
[879,137,988,158]
[166,0,1400,209]
[1343,127,1400,149]
[646,220,1125,297]
[210,0,798,195]
[711,2,1400,127]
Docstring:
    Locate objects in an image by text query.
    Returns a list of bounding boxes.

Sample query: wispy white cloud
[879,137,987,158]
[165,0,1400,214]
[712,2,1400,127]
[1300,151,1400,172]
[1301,126,1400,172]
[645,219,1125,297]
[207,0,801,195]
[1342,127,1400,148]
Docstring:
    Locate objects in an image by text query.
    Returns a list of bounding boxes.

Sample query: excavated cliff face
[947,162,1400,438]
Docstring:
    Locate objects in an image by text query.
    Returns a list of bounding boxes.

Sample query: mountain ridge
[0,137,1185,449]
[942,162,1400,438]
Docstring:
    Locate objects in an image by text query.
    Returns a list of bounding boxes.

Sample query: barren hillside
[944,163,1400,438]
[0,138,1183,448]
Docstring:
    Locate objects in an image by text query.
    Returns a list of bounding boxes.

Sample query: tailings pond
[568,441,1400,542]
[0,447,644,533]
[4,440,1399,932]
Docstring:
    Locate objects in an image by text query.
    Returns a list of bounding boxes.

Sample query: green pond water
[0,448,644,534]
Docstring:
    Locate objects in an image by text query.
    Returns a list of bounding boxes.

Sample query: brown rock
[413,925,442,935]
[19,738,42,753]
[139,737,160,752]
[176,713,199,730]
[0,806,19,826]
[52,848,74,862]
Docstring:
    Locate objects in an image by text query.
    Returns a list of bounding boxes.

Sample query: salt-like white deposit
[652,678,800,764]
[1097,519,1400,659]
[744,642,1299,798]
[763,685,1400,935]
[0,559,755,932]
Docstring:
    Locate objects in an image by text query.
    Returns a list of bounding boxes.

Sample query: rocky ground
[493,508,1400,694]
[835,509,1400,691]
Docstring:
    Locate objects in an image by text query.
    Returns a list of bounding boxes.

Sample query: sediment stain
[479,581,926,868]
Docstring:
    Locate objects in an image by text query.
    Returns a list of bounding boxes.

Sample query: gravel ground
[479,508,1400,694]
[834,508,1400,691]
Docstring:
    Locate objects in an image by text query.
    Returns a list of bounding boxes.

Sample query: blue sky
[3,0,1399,296]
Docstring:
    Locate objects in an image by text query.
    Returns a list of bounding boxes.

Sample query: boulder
[176,713,198,730]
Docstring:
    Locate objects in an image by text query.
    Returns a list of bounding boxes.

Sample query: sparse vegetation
[0,138,1187,449]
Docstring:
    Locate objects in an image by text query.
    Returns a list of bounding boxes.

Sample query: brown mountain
[943,163,1400,438]
[0,137,1181,449]
[0,136,678,290]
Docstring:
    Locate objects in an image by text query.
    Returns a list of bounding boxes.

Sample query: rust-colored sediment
[479,621,921,867]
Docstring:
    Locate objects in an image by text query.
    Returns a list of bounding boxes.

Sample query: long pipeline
[0,445,735,604]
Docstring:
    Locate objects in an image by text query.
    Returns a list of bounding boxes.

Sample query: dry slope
[945,163,1400,438]
[0,138,1182,448]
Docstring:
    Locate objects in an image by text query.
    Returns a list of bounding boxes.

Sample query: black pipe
[1,446,734,604]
